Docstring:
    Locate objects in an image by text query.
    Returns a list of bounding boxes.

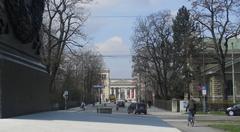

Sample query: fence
[154,99,235,112]
[197,101,235,112]
[154,99,172,111]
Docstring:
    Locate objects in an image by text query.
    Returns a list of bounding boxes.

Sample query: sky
[84,0,191,79]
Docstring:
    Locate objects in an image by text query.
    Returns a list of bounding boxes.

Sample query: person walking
[116,103,119,111]
[186,97,197,127]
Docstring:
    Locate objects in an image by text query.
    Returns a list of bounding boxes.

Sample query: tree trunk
[221,63,228,101]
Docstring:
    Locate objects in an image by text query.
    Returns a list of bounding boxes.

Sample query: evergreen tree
[172,6,201,99]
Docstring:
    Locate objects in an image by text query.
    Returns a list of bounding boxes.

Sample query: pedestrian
[116,103,119,111]
[148,100,152,108]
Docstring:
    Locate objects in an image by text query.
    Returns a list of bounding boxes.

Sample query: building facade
[110,79,136,101]
[100,69,110,102]
[190,58,240,102]
[189,39,240,103]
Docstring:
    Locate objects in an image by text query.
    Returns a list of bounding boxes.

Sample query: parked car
[226,104,240,116]
[117,100,125,107]
[128,102,147,115]
[127,103,136,114]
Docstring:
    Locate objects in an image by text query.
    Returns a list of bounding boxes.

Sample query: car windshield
[234,104,240,108]
[130,103,136,107]
[137,103,146,108]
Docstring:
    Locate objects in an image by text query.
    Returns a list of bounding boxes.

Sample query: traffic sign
[202,89,207,96]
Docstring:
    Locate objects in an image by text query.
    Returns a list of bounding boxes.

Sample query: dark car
[117,100,125,107]
[226,104,240,116]
[127,103,136,114]
[127,102,147,115]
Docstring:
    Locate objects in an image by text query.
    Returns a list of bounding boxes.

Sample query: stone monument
[0,0,49,118]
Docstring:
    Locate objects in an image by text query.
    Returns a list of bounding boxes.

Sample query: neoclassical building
[110,79,136,101]
[189,39,240,103]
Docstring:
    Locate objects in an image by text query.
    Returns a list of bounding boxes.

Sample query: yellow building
[100,69,110,102]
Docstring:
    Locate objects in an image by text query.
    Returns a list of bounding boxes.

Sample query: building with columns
[110,79,136,101]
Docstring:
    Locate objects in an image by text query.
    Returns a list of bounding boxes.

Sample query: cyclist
[186,97,197,127]
[80,101,86,111]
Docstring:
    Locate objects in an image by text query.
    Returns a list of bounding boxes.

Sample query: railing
[154,99,172,111]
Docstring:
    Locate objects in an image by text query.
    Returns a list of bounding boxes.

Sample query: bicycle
[187,111,195,127]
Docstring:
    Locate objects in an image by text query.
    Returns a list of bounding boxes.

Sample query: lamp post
[231,42,236,104]
[202,41,207,112]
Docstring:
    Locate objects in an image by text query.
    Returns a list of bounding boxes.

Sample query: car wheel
[228,111,234,116]
[144,112,147,115]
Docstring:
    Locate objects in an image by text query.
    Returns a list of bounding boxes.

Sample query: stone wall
[0,0,49,118]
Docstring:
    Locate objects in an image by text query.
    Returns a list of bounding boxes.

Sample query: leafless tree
[132,11,177,99]
[41,0,91,94]
[189,0,240,100]
[58,49,104,104]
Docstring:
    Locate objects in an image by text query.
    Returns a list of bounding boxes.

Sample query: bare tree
[41,0,91,94]
[132,11,176,99]
[189,0,240,100]
[59,49,104,104]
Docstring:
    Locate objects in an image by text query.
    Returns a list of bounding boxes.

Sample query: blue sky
[84,0,191,79]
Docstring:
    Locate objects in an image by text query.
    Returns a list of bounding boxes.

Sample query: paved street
[147,107,225,132]
[0,105,180,132]
[0,103,238,132]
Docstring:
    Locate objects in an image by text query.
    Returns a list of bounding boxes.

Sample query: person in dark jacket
[186,97,197,126]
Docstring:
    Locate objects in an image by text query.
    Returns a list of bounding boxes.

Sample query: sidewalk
[148,107,225,132]
[69,104,237,132]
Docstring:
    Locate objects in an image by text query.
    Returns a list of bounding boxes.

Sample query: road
[0,102,232,132]
[0,104,180,132]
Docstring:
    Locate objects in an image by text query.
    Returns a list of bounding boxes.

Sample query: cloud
[95,36,129,55]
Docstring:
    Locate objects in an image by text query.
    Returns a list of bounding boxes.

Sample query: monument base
[0,48,49,118]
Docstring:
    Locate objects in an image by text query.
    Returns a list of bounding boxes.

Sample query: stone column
[129,89,132,99]
[118,88,121,100]
[134,88,136,100]
[124,88,128,100]
[114,88,116,96]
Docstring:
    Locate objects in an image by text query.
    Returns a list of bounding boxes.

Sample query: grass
[209,124,240,132]
[197,111,226,115]
[199,120,240,132]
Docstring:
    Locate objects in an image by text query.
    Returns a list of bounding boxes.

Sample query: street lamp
[231,42,236,104]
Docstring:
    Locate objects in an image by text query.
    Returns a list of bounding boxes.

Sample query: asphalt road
[0,105,181,132]
[0,102,233,132]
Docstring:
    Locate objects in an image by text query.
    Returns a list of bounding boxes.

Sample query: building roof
[203,57,240,75]
[110,79,136,88]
